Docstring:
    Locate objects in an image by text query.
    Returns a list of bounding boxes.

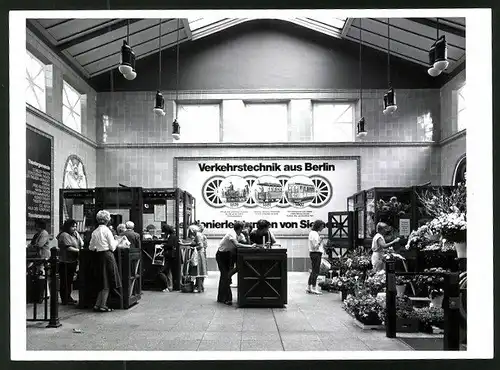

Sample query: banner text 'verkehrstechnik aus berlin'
[198,162,336,172]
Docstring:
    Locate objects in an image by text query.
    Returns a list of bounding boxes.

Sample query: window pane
[25,50,46,112]
[176,104,220,143]
[457,84,466,132]
[62,81,82,133]
[313,102,354,142]
[224,103,288,142]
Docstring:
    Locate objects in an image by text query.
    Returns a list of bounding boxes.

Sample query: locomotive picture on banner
[218,175,250,208]
[285,175,316,208]
[251,175,284,208]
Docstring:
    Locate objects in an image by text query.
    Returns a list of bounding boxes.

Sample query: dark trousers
[216,251,232,303]
[308,252,322,286]
[59,261,77,303]
[228,250,238,280]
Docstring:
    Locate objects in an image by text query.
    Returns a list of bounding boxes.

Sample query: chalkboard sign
[26,127,52,238]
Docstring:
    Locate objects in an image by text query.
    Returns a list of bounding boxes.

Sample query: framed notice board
[26,126,53,239]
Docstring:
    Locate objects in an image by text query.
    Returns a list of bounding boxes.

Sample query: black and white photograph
[10,7,493,361]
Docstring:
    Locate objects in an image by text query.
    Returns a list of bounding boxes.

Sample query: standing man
[123,221,141,249]
[216,221,252,305]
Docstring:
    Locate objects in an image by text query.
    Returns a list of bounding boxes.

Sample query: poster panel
[26,127,53,238]
[175,157,359,236]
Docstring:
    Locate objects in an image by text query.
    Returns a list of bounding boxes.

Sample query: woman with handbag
[187,225,207,293]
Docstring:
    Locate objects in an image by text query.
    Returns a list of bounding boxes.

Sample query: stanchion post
[385,260,397,338]
[443,272,460,350]
[46,247,61,328]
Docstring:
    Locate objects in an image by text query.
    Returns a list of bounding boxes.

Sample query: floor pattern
[27,272,413,351]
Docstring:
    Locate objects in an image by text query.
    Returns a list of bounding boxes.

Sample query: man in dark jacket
[123,221,141,249]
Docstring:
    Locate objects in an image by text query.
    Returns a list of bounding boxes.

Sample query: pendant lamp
[118,20,137,80]
[153,19,165,117]
[427,19,449,77]
[172,19,181,141]
[356,19,367,138]
[383,18,397,115]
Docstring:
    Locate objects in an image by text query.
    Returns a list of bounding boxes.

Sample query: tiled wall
[96,89,440,145]
[439,69,466,184]
[26,29,97,142]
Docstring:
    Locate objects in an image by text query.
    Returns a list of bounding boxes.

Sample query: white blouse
[89,225,118,252]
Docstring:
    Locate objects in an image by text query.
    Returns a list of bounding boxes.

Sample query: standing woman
[57,219,83,305]
[307,220,325,295]
[89,210,125,312]
[187,225,207,293]
[371,222,400,272]
[197,224,209,292]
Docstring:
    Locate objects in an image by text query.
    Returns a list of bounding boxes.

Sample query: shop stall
[237,247,288,308]
[141,188,195,291]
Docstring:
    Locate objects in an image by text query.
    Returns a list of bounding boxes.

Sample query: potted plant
[364,271,386,296]
[343,293,384,326]
[378,296,419,332]
[414,306,445,333]
[428,212,467,258]
[414,268,449,303]
[395,275,410,297]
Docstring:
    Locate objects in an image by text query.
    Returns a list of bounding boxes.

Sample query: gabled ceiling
[27,17,465,80]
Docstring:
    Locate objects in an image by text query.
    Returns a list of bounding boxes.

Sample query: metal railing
[385,260,462,350]
[26,247,61,328]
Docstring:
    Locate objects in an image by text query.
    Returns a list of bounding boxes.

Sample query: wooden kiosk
[237,247,288,308]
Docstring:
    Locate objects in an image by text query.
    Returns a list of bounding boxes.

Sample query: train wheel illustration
[310,176,332,208]
[276,175,290,208]
[202,176,225,208]
[244,176,258,208]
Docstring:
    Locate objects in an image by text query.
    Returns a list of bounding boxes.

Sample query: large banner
[175,157,359,236]
[26,127,53,238]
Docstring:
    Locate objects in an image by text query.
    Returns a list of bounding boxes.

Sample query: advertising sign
[175,157,359,236]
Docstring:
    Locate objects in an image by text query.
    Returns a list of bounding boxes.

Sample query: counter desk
[237,247,287,308]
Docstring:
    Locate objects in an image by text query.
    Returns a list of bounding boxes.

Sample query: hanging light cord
[175,18,180,119]
[359,18,363,116]
[158,19,162,90]
[387,18,391,88]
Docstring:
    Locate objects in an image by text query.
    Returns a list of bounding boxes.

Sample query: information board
[26,127,52,238]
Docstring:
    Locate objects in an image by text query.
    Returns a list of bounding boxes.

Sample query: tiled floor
[26,272,413,351]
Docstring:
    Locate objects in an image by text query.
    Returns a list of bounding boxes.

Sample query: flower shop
[321,182,466,349]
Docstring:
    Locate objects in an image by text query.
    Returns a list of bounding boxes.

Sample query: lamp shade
[118,40,136,76]
[153,91,165,116]
[433,35,449,71]
[356,117,367,138]
[172,119,181,140]
[385,87,397,114]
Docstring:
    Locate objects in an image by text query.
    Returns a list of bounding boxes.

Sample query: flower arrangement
[383,249,406,262]
[365,271,386,295]
[413,268,450,290]
[414,307,445,330]
[417,183,466,219]
[350,255,372,272]
[343,293,384,325]
[378,296,419,324]
[396,275,411,285]
[428,212,466,243]
[376,196,411,216]
[405,223,438,251]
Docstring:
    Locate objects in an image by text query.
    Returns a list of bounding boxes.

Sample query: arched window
[452,155,466,186]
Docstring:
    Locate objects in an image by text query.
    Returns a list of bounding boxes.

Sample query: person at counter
[89,210,126,312]
[249,219,277,247]
[216,221,252,305]
[371,222,400,272]
[158,224,178,292]
[123,221,141,249]
[57,219,83,305]
[143,224,160,240]
[228,222,254,286]
[307,220,326,295]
